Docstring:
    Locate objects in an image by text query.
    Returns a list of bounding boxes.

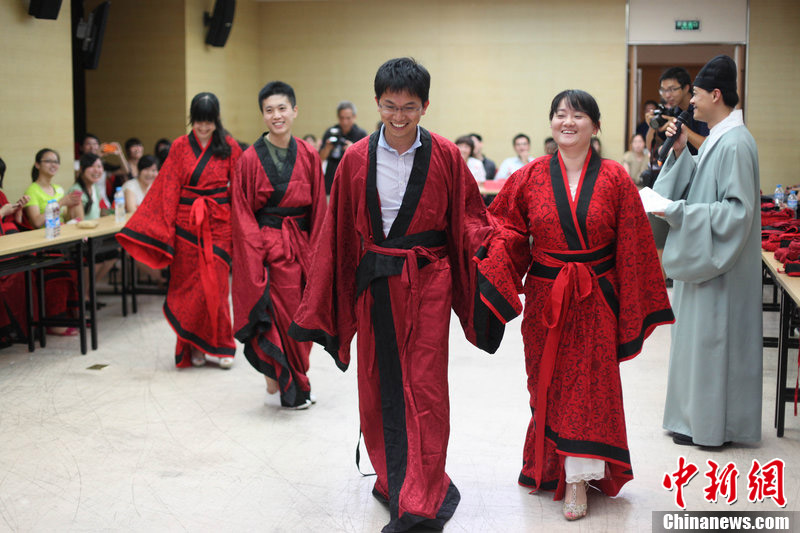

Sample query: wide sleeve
[445,151,505,353]
[307,148,327,246]
[116,140,182,269]
[289,151,360,371]
[653,148,697,201]
[474,169,532,325]
[611,166,675,360]
[230,151,270,344]
[661,142,757,283]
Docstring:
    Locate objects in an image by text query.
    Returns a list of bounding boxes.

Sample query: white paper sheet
[638,186,672,213]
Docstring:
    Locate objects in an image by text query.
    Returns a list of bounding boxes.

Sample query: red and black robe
[290,129,503,532]
[231,136,325,407]
[476,150,673,500]
[117,133,242,366]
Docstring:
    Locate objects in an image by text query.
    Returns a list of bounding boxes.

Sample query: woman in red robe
[476,90,673,520]
[117,92,242,368]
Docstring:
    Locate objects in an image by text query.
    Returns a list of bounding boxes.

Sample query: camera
[328,127,346,158]
[649,104,675,129]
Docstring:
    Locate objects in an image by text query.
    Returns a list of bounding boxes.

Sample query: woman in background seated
[122,155,166,286]
[455,135,487,183]
[123,155,158,213]
[23,148,82,335]
[69,153,118,304]
[621,133,648,188]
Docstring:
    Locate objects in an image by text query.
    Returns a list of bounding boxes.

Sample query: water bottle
[114,186,125,224]
[788,191,798,213]
[44,199,60,239]
[774,184,785,206]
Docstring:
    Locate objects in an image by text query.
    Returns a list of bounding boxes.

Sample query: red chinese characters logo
[663,456,699,509]
[703,460,738,504]
[747,458,786,507]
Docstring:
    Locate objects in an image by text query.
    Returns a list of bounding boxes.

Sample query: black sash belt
[355,230,447,297]
[255,206,310,232]
[179,196,229,205]
[528,243,616,280]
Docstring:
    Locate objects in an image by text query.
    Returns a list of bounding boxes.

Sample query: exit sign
[675,20,701,31]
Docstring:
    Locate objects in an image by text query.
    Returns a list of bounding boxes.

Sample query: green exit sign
[675,20,701,31]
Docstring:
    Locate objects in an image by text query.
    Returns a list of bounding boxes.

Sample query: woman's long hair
[76,153,101,214]
[189,92,231,159]
[31,148,60,181]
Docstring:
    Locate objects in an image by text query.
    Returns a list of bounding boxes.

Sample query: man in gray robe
[654,55,761,447]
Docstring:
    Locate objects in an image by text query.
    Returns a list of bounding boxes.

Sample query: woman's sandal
[563,481,588,521]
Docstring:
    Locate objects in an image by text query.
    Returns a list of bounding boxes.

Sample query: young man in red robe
[231,81,326,409]
[290,58,503,532]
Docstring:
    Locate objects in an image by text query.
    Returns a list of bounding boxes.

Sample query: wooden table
[761,250,800,437]
[0,215,129,354]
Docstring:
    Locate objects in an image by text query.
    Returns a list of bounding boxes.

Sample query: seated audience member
[455,135,487,182]
[303,133,321,151]
[68,153,118,303]
[591,136,602,156]
[75,133,129,208]
[0,156,31,346]
[24,148,80,228]
[496,133,534,180]
[469,133,497,180]
[123,155,158,213]
[124,137,144,180]
[544,136,558,155]
[23,149,81,335]
[154,138,171,168]
[621,133,648,187]
[122,155,166,286]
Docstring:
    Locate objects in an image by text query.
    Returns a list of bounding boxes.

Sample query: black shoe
[672,432,695,446]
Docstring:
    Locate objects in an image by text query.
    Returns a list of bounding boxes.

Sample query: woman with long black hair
[117,92,242,368]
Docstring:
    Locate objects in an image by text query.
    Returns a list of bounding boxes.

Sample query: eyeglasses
[40,160,60,165]
[659,86,683,95]
[378,103,422,116]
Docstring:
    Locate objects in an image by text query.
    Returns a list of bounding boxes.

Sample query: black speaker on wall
[29,0,63,19]
[204,0,235,47]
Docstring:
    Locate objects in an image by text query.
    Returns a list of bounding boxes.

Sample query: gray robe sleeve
[658,143,757,284]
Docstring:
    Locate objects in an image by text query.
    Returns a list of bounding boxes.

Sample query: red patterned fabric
[290,129,500,531]
[231,137,326,407]
[117,133,242,366]
[476,151,673,500]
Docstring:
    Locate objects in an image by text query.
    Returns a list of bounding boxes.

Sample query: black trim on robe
[188,140,214,187]
[386,128,432,240]
[617,308,675,360]
[288,322,343,370]
[550,154,582,250]
[118,227,175,257]
[179,196,229,205]
[164,301,236,356]
[175,225,232,267]
[253,134,298,207]
[574,148,603,244]
[188,132,202,158]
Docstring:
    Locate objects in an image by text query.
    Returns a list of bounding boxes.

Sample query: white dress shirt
[376,125,422,237]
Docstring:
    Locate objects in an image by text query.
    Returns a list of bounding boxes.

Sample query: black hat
[693,55,737,94]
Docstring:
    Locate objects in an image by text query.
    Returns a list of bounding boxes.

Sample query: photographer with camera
[645,67,709,157]
[319,101,367,194]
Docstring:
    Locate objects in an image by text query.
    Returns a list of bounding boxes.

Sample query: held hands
[61,190,82,208]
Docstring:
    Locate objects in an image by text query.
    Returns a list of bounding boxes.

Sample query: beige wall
[185,0,263,145]
[84,0,187,156]
[3,0,798,204]
[0,3,75,202]
[747,0,800,192]
[259,0,629,163]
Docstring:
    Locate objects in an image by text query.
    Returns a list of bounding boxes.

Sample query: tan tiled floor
[0,289,796,532]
